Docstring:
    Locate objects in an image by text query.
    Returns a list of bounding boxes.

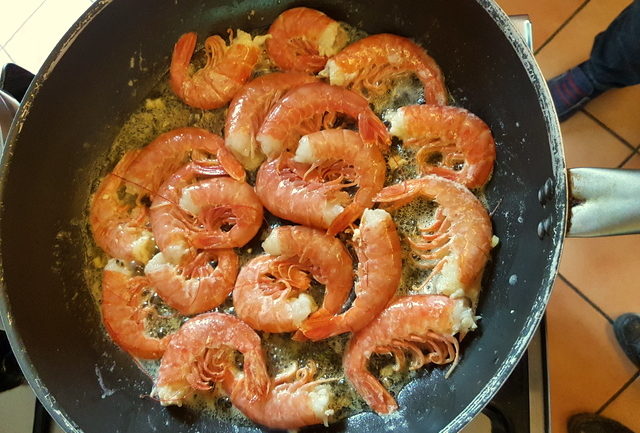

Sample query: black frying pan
[0,0,568,432]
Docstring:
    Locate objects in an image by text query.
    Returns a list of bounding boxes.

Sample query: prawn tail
[216,148,247,182]
[421,165,458,183]
[327,204,363,236]
[373,183,416,210]
[350,370,399,415]
[357,112,390,152]
[170,32,198,94]
[299,310,343,341]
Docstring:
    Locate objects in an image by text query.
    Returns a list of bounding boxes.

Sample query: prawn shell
[389,104,496,188]
[225,71,319,170]
[183,177,264,249]
[324,33,447,105]
[89,149,154,263]
[170,31,268,110]
[374,176,493,305]
[267,7,345,73]
[295,129,387,235]
[256,82,390,158]
[343,294,474,414]
[300,208,403,340]
[145,249,239,316]
[101,261,169,360]
[228,369,333,429]
[153,312,269,406]
[233,225,354,333]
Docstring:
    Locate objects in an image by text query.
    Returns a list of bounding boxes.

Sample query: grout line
[558,274,613,323]
[0,45,15,63]
[3,0,48,47]
[534,0,592,55]
[618,150,637,168]
[582,109,637,151]
[596,370,640,414]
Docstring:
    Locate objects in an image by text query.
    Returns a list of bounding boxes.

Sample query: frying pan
[1,0,638,432]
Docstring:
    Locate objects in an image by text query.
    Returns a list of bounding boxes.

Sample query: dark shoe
[568,413,635,433]
[614,313,640,367]
[0,330,24,392]
[547,63,601,121]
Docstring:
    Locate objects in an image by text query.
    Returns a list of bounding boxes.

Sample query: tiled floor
[1,0,639,432]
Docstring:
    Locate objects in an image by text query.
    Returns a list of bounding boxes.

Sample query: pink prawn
[152,312,269,406]
[170,31,268,110]
[233,225,353,333]
[343,294,476,414]
[256,82,390,158]
[225,71,318,169]
[300,209,402,341]
[101,259,170,359]
[323,33,447,105]
[266,7,347,73]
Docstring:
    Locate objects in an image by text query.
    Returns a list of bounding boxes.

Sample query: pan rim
[442,0,567,432]
[0,1,110,432]
[0,0,568,432]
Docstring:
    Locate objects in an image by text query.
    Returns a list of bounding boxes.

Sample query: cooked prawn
[145,249,238,316]
[322,33,447,105]
[388,104,496,188]
[256,82,390,158]
[152,312,269,406]
[255,130,385,233]
[267,7,347,73]
[170,31,268,110]
[101,259,170,359]
[90,127,244,263]
[227,361,335,429]
[233,225,353,333]
[343,294,476,414]
[375,176,493,305]
[294,129,386,235]
[225,71,318,169]
[300,209,402,341]
[89,150,153,263]
[255,153,346,231]
[150,164,262,264]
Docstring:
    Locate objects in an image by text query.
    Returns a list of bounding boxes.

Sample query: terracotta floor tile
[493,0,584,51]
[584,85,640,146]
[535,0,632,79]
[560,111,632,169]
[559,235,640,319]
[547,278,639,433]
[601,376,640,431]
[622,153,640,169]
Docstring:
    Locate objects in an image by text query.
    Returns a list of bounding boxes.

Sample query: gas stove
[0,14,548,433]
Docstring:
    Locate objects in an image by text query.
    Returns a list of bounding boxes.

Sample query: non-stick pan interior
[0,0,566,432]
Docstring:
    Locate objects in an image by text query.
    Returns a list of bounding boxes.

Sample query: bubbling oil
[82,20,490,428]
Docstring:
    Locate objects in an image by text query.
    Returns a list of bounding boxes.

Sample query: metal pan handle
[567,167,640,237]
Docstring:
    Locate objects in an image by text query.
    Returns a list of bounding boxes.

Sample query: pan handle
[567,167,640,237]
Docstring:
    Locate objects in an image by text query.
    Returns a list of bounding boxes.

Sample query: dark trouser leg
[580,0,640,91]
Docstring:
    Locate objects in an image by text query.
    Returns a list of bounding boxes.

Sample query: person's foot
[614,313,640,367]
[547,63,601,121]
[568,413,635,433]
